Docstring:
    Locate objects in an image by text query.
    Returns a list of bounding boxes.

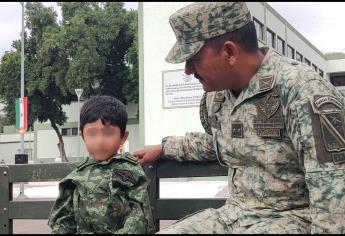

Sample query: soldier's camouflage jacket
[48,152,155,234]
[162,47,345,233]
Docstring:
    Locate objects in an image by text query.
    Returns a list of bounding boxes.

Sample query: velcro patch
[254,88,284,138]
[311,95,343,114]
[319,112,345,152]
[259,76,274,91]
[231,122,243,138]
[113,170,137,185]
[309,101,345,165]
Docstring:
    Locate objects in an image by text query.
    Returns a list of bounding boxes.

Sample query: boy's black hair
[80,95,128,137]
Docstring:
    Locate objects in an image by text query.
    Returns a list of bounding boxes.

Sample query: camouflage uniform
[48,153,155,234]
[160,2,345,234]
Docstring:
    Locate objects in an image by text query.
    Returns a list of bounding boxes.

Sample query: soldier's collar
[256,47,279,91]
[229,47,280,113]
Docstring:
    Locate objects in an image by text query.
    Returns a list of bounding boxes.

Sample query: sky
[267,2,345,54]
[0,2,138,59]
[0,2,345,59]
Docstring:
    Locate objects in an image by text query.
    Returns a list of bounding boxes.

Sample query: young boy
[48,95,155,234]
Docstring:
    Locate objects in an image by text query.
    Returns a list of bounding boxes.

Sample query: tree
[0,2,138,161]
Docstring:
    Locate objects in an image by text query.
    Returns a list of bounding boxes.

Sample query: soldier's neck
[231,50,265,97]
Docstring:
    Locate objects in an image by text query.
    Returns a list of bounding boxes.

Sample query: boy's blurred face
[82,119,128,161]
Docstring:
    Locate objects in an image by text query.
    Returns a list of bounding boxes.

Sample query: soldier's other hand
[133,145,163,166]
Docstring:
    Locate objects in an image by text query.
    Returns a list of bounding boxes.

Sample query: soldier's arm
[162,132,217,162]
[48,181,77,234]
[285,79,345,234]
[111,164,155,234]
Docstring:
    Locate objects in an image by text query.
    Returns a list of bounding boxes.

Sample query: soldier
[134,2,345,234]
[48,95,155,234]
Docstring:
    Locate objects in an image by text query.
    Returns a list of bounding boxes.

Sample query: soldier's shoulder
[277,57,321,86]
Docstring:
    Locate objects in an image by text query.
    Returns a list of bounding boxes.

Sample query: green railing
[0,159,228,234]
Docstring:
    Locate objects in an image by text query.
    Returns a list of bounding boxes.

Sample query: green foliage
[0,1,138,127]
[0,2,138,160]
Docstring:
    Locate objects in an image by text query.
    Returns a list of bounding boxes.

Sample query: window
[266,28,275,48]
[319,69,324,78]
[304,57,311,66]
[330,75,345,87]
[312,64,318,72]
[277,37,285,55]
[287,45,295,59]
[253,18,264,41]
[296,51,303,62]
[62,127,78,136]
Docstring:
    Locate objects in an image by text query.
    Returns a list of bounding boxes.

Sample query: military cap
[165,2,252,64]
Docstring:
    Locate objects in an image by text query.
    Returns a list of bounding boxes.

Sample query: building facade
[138,2,345,147]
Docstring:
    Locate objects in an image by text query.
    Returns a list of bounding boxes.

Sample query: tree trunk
[50,120,69,162]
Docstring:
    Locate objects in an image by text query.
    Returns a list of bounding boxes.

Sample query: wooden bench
[0,159,227,234]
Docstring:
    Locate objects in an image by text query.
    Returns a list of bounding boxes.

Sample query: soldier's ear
[223,41,238,66]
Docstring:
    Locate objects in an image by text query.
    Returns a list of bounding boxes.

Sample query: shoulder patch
[308,102,345,165]
[313,95,342,111]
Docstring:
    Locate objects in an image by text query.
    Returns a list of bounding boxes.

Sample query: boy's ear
[80,131,84,140]
[121,131,129,144]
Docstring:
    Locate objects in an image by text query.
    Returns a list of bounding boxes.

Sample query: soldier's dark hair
[80,95,128,137]
[207,21,259,53]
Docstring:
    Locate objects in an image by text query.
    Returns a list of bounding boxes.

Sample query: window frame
[266,28,275,48]
[287,45,295,59]
[253,17,264,41]
[296,51,303,62]
[277,36,285,55]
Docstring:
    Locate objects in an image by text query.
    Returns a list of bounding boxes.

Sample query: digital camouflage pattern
[165,2,252,63]
[48,152,155,234]
[161,47,345,234]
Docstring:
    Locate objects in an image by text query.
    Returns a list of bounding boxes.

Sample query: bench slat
[156,198,226,220]
[9,201,55,219]
[7,163,78,182]
[156,160,228,178]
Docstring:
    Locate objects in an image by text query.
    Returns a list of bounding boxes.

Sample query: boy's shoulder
[60,153,143,185]
[74,153,139,171]
[112,152,140,165]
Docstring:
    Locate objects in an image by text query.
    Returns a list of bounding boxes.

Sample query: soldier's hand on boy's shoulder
[133,144,163,166]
